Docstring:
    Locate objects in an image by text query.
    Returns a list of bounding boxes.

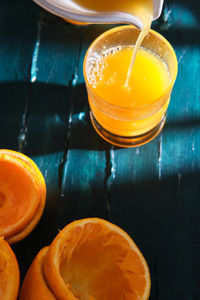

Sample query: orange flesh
[19,247,56,300]
[6,194,45,245]
[0,159,39,236]
[19,219,150,300]
[0,237,20,300]
[0,150,46,244]
[57,221,150,300]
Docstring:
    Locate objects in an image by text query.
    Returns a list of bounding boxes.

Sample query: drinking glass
[83,25,178,147]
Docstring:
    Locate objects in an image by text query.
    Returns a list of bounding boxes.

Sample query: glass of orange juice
[83,25,178,147]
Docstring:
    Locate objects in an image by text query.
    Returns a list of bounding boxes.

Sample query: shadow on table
[108,170,200,300]
[40,0,200,47]
[1,81,200,154]
[0,81,104,152]
[11,168,200,300]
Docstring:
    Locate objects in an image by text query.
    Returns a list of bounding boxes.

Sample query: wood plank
[0,0,38,149]
[153,44,200,300]
[0,0,40,277]
[13,13,83,277]
[1,0,200,298]
[108,142,161,300]
[15,21,115,277]
[108,2,200,299]
[59,25,115,228]
[151,2,200,298]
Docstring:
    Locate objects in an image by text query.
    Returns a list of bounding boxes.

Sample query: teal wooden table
[1,0,200,299]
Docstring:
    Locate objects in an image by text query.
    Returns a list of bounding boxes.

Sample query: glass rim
[83,25,178,112]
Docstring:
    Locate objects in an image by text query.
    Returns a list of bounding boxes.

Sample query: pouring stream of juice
[33,0,159,88]
[70,0,154,88]
[34,0,170,147]
[124,0,153,88]
[34,0,163,27]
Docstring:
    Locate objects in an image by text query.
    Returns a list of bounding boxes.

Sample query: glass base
[90,112,166,148]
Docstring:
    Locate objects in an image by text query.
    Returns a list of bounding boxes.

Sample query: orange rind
[19,247,56,300]
[19,218,151,299]
[0,237,20,300]
[0,149,46,244]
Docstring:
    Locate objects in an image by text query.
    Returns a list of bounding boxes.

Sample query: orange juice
[84,26,178,147]
[68,0,153,64]
[88,46,170,137]
[69,0,154,94]
[73,0,153,73]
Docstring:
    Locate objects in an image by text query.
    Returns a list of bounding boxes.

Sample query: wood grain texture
[1,0,200,298]
[58,25,115,229]
[0,0,38,150]
[14,9,86,277]
[0,0,40,277]
[108,1,200,299]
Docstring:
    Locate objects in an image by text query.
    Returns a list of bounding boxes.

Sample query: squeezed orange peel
[19,218,151,300]
[0,149,46,244]
[0,237,20,300]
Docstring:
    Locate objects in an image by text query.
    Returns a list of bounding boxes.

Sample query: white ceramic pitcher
[33,0,164,29]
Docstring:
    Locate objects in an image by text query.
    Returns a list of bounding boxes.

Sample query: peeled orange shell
[0,149,46,244]
[19,218,151,300]
[19,247,56,300]
[0,237,20,300]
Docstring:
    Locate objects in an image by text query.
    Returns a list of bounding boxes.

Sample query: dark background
[0,0,200,299]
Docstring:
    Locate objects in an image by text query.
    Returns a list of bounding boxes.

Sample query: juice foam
[88,45,170,108]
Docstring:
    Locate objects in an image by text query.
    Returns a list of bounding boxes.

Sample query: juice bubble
[87,46,123,88]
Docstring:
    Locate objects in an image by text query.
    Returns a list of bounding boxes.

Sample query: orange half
[0,237,20,300]
[19,247,56,300]
[20,218,151,300]
[0,149,46,244]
